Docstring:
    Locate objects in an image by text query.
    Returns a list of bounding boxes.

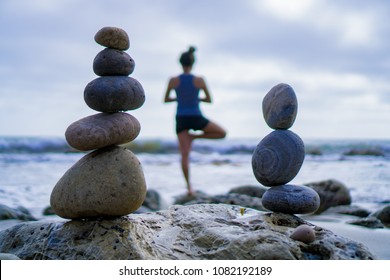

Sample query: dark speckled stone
[262,185,320,214]
[84,76,145,112]
[93,48,135,76]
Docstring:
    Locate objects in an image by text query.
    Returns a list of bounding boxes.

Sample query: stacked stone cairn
[50,27,147,219]
[252,83,320,214]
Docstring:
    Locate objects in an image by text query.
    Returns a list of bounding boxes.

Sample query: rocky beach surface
[1,180,389,260]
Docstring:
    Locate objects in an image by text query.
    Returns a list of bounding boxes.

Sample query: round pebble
[261,184,320,214]
[93,48,135,76]
[65,112,141,151]
[252,130,305,186]
[262,83,297,129]
[84,76,145,112]
[94,26,129,50]
[290,224,316,243]
[50,146,147,219]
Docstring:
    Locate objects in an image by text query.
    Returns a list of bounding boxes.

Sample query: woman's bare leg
[177,130,195,195]
[194,121,227,139]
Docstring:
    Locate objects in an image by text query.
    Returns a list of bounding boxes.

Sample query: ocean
[0,136,389,219]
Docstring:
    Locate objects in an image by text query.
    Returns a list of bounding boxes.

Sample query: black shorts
[176,115,209,134]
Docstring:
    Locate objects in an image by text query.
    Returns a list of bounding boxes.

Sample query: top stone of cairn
[262,83,297,130]
[94,26,130,50]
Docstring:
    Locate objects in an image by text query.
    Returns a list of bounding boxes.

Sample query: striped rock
[94,26,129,50]
[50,146,147,219]
[252,130,305,186]
[93,48,135,76]
[84,76,145,112]
[262,184,320,214]
[65,112,140,151]
[262,83,298,129]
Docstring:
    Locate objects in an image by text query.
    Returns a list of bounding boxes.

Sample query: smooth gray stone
[65,112,140,151]
[262,83,297,129]
[94,26,129,50]
[262,184,320,214]
[84,76,145,112]
[50,146,147,219]
[252,130,305,186]
[93,48,135,76]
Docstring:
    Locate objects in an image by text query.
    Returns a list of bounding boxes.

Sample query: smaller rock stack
[50,27,147,219]
[252,83,320,214]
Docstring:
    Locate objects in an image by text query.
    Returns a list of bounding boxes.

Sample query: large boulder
[304,179,352,214]
[0,204,374,260]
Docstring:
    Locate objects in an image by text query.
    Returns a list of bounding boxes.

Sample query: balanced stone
[93,48,135,76]
[261,184,320,214]
[252,130,305,186]
[50,146,147,219]
[94,26,129,50]
[65,112,141,151]
[84,76,145,112]
[262,83,297,129]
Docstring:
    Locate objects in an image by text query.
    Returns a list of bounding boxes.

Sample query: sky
[1,0,389,140]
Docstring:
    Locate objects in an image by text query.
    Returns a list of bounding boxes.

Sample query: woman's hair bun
[179,46,196,67]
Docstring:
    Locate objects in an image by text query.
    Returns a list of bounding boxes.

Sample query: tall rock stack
[50,27,147,219]
[252,83,320,214]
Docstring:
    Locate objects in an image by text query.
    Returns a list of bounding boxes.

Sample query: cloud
[0,0,389,139]
[252,0,382,48]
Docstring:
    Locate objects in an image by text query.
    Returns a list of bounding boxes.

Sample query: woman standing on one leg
[164,46,226,195]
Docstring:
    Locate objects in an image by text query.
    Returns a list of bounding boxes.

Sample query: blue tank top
[175,74,202,116]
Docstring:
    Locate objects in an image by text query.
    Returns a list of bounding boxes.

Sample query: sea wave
[0,136,389,159]
[0,137,71,153]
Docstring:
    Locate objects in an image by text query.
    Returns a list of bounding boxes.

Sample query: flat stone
[50,146,147,219]
[93,48,135,76]
[94,26,129,50]
[262,83,298,129]
[84,76,145,112]
[262,184,320,214]
[347,217,385,229]
[252,130,305,186]
[65,112,140,151]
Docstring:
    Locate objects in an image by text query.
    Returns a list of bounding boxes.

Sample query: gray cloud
[0,0,389,138]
